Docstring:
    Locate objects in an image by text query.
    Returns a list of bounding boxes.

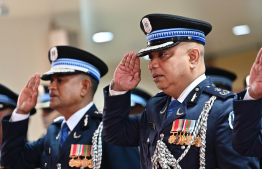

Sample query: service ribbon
[70,144,78,157]
[177,119,184,132]
[171,119,180,132]
[182,119,191,132]
[82,145,92,157]
[188,120,196,134]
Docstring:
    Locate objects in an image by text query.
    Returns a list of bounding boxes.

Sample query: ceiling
[2,0,262,61]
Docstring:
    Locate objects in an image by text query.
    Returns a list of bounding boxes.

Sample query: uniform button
[44,163,47,167]
[181,146,185,149]
[160,133,164,140]
[57,163,61,169]
[147,138,150,142]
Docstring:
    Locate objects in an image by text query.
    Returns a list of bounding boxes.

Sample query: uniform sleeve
[102,85,145,147]
[214,98,259,168]
[232,92,262,157]
[1,115,44,169]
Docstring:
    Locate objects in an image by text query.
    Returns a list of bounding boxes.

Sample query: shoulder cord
[151,96,217,169]
[91,122,103,169]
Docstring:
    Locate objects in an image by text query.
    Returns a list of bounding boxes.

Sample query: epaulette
[52,116,64,124]
[203,85,235,100]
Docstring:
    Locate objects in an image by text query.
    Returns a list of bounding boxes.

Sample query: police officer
[37,84,61,129]
[0,84,18,150]
[130,88,152,116]
[205,66,236,91]
[1,46,140,169]
[232,48,262,157]
[0,83,35,168]
[102,14,261,168]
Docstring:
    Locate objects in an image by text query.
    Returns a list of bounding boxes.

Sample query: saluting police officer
[0,46,140,169]
[0,83,36,168]
[102,14,261,168]
[232,48,262,157]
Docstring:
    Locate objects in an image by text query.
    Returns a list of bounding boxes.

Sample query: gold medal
[69,157,76,167]
[195,136,201,147]
[175,134,182,145]
[168,133,176,144]
[180,132,186,145]
[87,159,93,168]
[75,157,82,168]
[185,134,192,145]
[81,157,89,168]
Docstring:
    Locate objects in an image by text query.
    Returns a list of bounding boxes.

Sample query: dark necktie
[59,123,69,147]
[167,100,181,118]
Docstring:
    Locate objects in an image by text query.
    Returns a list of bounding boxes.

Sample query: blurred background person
[130,87,152,116]
[205,66,237,91]
[0,83,35,168]
[0,84,18,150]
[244,74,250,88]
[37,84,61,129]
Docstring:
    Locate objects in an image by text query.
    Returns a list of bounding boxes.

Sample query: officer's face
[148,42,192,97]
[48,74,84,115]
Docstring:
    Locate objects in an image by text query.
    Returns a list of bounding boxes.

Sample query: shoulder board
[90,110,103,119]
[52,116,64,124]
[203,85,235,100]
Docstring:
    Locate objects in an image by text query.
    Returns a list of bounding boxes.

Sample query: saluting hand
[17,73,40,114]
[248,48,262,99]
[113,51,141,91]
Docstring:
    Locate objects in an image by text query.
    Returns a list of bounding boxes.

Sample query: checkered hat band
[51,58,101,82]
[0,94,17,106]
[147,28,205,44]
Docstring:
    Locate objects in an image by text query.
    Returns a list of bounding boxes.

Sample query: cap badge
[142,18,152,34]
[50,47,58,61]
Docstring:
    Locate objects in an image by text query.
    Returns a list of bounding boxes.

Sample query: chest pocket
[141,130,157,167]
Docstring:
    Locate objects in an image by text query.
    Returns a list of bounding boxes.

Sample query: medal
[185,134,192,145]
[81,145,92,168]
[169,119,179,144]
[69,144,92,168]
[69,158,76,167]
[175,134,182,145]
[194,136,201,147]
[168,133,176,144]
[75,157,82,168]
[185,120,197,145]
[81,157,89,168]
[179,132,186,145]
[69,144,78,167]
[87,159,93,168]
[179,120,191,145]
